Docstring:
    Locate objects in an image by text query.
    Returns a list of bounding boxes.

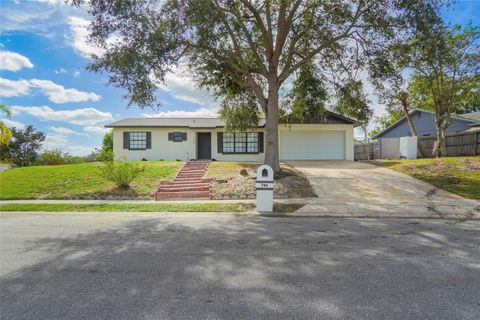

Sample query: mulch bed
[210,163,317,200]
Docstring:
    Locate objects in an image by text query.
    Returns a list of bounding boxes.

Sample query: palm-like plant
[0,103,13,146]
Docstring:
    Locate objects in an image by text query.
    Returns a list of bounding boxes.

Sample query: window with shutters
[129,132,147,149]
[222,132,259,154]
[173,132,184,142]
[168,132,187,142]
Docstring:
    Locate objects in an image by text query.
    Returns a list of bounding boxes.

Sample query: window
[129,132,147,149]
[168,132,187,142]
[222,132,259,153]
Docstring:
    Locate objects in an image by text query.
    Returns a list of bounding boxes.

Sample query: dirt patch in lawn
[205,162,316,200]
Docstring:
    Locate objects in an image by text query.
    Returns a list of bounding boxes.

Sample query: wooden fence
[354,141,380,160]
[354,131,480,160]
[417,131,480,157]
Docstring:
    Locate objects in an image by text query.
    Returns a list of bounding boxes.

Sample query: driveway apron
[288,161,479,219]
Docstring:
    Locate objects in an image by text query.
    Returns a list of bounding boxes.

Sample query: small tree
[96,130,114,161]
[370,104,404,137]
[282,63,328,123]
[0,103,13,146]
[402,24,479,156]
[334,80,373,148]
[99,158,144,189]
[0,126,45,166]
[102,130,113,152]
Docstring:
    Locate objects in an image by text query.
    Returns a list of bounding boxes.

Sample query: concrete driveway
[288,161,479,219]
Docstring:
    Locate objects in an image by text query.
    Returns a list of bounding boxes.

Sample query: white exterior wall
[113,124,354,161]
[113,127,264,162]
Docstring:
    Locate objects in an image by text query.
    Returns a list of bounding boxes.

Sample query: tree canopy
[73,0,444,170]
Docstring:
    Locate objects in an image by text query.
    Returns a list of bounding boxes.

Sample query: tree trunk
[435,116,448,157]
[398,91,425,157]
[264,80,281,172]
[398,92,418,136]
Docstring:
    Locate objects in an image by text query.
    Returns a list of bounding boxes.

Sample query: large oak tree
[73,0,441,171]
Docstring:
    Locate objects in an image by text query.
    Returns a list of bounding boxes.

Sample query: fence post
[474,132,478,156]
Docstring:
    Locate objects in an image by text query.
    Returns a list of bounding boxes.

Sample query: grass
[0,203,304,213]
[372,156,480,199]
[0,161,183,200]
[205,161,258,178]
[0,203,254,212]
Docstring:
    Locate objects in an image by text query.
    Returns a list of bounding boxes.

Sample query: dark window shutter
[217,132,223,153]
[123,132,129,149]
[146,132,151,149]
[258,132,264,153]
[183,132,187,141]
[168,132,173,141]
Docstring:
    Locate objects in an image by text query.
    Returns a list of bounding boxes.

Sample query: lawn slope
[0,161,182,199]
[373,156,480,199]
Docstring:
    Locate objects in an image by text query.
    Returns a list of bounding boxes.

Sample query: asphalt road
[1,212,479,320]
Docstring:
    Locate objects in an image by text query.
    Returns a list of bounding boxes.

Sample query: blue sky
[0,0,479,154]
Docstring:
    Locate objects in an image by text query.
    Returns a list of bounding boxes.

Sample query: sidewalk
[0,198,315,205]
[1,198,479,220]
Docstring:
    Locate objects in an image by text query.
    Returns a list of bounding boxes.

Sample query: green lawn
[0,203,253,212]
[0,203,303,213]
[0,161,183,199]
[372,156,480,199]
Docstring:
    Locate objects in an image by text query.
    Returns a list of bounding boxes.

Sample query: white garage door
[280,130,345,160]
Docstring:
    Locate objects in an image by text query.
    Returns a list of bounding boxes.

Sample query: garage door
[280,130,345,160]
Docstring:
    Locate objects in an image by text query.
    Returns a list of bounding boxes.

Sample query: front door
[197,132,212,159]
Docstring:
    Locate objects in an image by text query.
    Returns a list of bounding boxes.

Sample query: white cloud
[0,77,101,103]
[12,105,113,126]
[50,126,84,136]
[29,79,101,103]
[73,70,81,77]
[43,134,68,149]
[67,145,95,156]
[67,16,120,59]
[83,126,110,135]
[0,5,55,35]
[0,118,25,129]
[67,16,99,58]
[36,0,65,4]
[0,77,31,97]
[0,51,34,72]
[144,107,219,118]
[54,68,67,74]
[153,65,216,106]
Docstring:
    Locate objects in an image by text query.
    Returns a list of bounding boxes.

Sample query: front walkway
[289,160,480,220]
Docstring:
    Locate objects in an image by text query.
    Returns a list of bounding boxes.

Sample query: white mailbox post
[256,164,274,212]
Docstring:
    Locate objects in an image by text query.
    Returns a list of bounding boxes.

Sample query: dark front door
[197,133,212,159]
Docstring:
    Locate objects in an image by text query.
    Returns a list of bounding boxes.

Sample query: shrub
[96,149,114,162]
[99,159,144,188]
[36,149,65,165]
[36,149,86,166]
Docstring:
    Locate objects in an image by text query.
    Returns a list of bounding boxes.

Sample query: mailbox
[256,164,274,212]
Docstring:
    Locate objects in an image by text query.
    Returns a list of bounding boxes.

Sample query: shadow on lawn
[1,217,479,319]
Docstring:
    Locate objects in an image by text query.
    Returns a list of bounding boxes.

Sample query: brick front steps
[153,161,212,200]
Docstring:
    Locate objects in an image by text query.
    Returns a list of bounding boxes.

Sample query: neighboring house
[372,109,478,139]
[457,111,480,132]
[105,111,355,161]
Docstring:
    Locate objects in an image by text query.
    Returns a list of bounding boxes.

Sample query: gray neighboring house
[373,109,479,139]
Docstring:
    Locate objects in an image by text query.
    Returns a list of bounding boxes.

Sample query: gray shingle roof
[105,118,266,128]
[105,111,356,128]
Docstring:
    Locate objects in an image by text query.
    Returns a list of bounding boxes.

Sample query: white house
[105,111,355,161]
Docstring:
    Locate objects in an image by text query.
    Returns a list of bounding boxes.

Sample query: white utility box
[399,136,418,159]
[256,164,274,212]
